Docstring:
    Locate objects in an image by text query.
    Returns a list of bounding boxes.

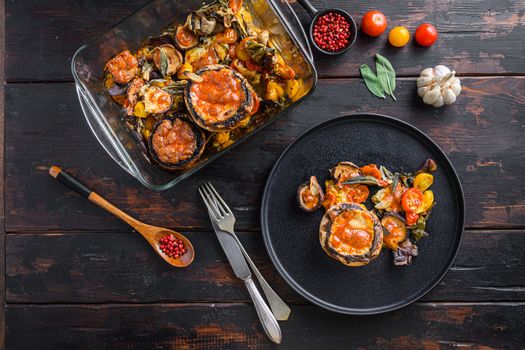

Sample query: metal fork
[200,181,291,321]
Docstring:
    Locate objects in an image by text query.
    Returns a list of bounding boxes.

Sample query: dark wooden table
[2,0,525,348]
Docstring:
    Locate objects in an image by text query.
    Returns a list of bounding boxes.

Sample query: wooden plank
[5,77,525,231]
[5,0,525,81]
[5,0,151,82]
[5,230,525,303]
[6,303,525,349]
[0,0,6,347]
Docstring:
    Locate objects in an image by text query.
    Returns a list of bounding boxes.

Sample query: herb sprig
[360,54,397,100]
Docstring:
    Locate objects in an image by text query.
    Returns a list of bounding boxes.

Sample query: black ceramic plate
[261,114,465,314]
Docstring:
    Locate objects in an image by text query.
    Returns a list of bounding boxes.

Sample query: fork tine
[204,182,228,216]
[198,187,221,221]
[201,184,224,218]
[206,181,233,216]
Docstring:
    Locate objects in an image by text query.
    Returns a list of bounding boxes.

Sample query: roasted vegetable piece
[319,203,383,267]
[247,91,260,116]
[417,190,434,214]
[322,180,369,209]
[215,27,239,44]
[152,45,183,76]
[413,173,434,191]
[360,164,388,186]
[246,39,275,64]
[126,78,146,115]
[105,50,138,84]
[417,159,438,174]
[235,37,252,62]
[174,25,199,50]
[148,115,206,171]
[381,213,408,250]
[402,188,423,213]
[331,162,361,185]
[297,176,325,212]
[143,86,173,114]
[185,65,254,132]
[392,239,418,266]
[265,80,284,101]
[228,0,243,13]
[185,45,219,71]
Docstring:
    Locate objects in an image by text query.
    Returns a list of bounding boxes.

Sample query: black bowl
[309,9,358,56]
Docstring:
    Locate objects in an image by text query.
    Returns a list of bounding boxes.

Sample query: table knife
[212,222,282,344]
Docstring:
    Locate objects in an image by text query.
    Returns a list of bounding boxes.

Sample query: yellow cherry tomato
[417,190,434,214]
[389,26,410,47]
[414,173,434,191]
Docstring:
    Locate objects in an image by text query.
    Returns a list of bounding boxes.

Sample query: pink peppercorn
[159,234,186,259]
[313,12,351,52]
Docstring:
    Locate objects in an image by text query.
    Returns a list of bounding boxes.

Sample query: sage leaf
[160,49,169,77]
[360,64,385,99]
[375,54,397,100]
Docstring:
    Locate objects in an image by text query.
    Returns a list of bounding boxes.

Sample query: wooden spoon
[49,166,194,267]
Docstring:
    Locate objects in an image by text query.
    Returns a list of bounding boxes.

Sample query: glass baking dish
[71,0,317,191]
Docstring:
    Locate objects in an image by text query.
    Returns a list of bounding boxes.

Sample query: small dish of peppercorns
[297,0,357,55]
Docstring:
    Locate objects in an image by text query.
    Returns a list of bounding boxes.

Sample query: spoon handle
[49,166,144,230]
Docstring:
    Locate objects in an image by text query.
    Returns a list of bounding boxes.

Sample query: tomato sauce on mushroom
[152,119,197,164]
[105,50,138,84]
[190,68,245,122]
[330,210,374,254]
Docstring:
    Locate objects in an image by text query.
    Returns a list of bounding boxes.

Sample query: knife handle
[245,277,282,344]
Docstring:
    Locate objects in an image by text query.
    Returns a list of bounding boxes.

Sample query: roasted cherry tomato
[245,59,262,72]
[361,11,387,37]
[415,23,438,47]
[402,187,423,213]
[406,211,419,226]
[216,28,239,44]
[418,190,434,213]
[388,26,410,47]
[414,173,434,191]
[228,0,243,13]
[360,164,388,186]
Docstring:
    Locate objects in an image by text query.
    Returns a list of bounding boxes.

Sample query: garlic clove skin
[432,95,444,108]
[417,76,434,87]
[443,89,457,105]
[420,68,435,77]
[417,86,429,97]
[434,65,451,76]
[450,81,461,96]
[423,86,441,105]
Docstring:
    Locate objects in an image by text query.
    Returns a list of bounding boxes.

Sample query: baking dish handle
[269,0,314,65]
[75,84,137,177]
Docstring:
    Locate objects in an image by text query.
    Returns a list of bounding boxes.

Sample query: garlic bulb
[417,65,461,108]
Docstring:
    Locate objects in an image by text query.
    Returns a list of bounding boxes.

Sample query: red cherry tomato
[402,188,424,213]
[415,23,438,47]
[361,11,388,37]
[406,211,419,226]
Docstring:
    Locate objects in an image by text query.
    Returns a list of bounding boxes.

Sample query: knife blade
[211,221,251,280]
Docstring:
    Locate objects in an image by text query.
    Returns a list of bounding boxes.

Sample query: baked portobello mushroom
[148,115,206,171]
[297,176,324,212]
[319,203,383,267]
[185,65,254,132]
